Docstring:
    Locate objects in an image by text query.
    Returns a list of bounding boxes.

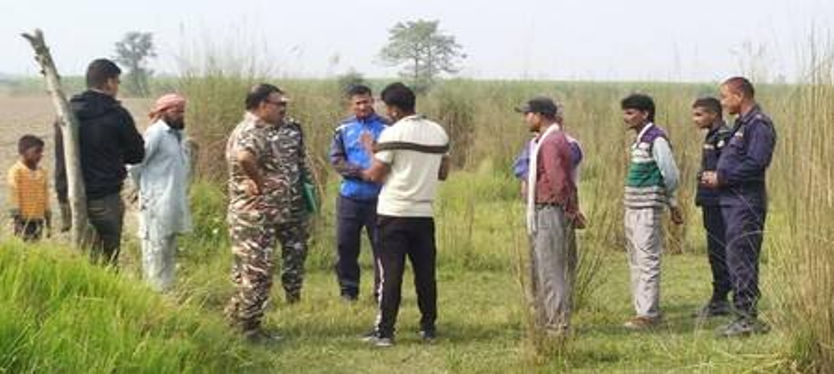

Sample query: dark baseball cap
[515,96,558,116]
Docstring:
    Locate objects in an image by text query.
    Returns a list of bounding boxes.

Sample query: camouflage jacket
[273,117,313,222]
[226,112,312,225]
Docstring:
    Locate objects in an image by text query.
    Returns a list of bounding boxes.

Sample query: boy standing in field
[7,135,51,242]
[691,97,733,319]
[621,94,683,329]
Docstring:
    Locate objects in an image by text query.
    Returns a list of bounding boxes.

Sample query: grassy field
[0,168,789,373]
[0,66,832,371]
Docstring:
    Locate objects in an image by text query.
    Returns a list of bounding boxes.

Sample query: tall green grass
[0,240,267,373]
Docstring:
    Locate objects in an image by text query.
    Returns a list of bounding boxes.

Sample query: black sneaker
[341,294,358,303]
[716,317,770,338]
[692,301,732,319]
[419,329,436,343]
[286,292,300,304]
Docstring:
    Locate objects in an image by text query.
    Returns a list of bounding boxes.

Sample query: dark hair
[692,97,723,118]
[18,134,44,155]
[86,58,121,89]
[380,82,416,112]
[346,84,372,98]
[621,93,656,122]
[245,83,284,110]
[723,76,755,98]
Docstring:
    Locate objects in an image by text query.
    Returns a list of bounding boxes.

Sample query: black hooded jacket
[55,90,144,201]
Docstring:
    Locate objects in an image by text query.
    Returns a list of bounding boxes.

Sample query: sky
[1,0,833,82]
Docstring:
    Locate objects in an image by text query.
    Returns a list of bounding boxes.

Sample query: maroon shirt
[534,131,578,216]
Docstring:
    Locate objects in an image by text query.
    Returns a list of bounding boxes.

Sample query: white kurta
[129,120,192,291]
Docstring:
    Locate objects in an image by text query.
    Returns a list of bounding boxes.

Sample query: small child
[691,97,733,319]
[7,135,51,241]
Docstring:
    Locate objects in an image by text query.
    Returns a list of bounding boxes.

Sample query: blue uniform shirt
[512,136,583,181]
[695,120,732,206]
[329,113,388,201]
[716,105,777,207]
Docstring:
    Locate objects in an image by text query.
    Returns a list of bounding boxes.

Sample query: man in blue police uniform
[691,97,733,319]
[701,77,776,337]
[329,84,389,301]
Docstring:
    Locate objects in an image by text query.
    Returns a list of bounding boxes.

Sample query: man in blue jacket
[701,77,776,337]
[329,85,388,301]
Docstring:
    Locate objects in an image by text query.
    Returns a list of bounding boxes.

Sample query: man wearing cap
[517,96,584,336]
[129,94,192,292]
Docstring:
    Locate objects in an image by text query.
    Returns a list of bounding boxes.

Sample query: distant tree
[113,32,156,96]
[379,19,465,91]
[337,68,367,94]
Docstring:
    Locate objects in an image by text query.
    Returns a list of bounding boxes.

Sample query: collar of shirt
[636,122,655,141]
[707,119,727,136]
[737,104,763,126]
[353,112,383,125]
[15,159,40,172]
[244,111,270,128]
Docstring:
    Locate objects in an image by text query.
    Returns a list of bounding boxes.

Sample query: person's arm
[438,155,451,181]
[43,170,51,235]
[652,137,680,208]
[540,136,578,217]
[53,119,68,204]
[653,137,684,224]
[297,125,315,185]
[7,167,20,219]
[238,150,263,195]
[128,128,160,188]
[119,110,145,165]
[329,127,364,179]
[716,122,776,187]
[363,142,394,183]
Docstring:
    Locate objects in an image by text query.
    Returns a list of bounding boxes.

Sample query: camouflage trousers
[224,217,309,330]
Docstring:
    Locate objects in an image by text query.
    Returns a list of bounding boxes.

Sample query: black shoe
[716,317,770,338]
[286,292,300,304]
[341,294,358,303]
[692,301,732,319]
[419,328,436,343]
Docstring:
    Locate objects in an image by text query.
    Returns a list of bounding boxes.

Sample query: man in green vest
[621,93,684,330]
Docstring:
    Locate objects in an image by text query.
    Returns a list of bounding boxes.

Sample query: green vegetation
[2,53,833,371]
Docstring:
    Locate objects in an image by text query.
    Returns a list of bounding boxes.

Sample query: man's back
[66,90,144,199]
[375,115,449,218]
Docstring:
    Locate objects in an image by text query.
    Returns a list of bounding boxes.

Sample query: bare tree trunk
[21,29,88,247]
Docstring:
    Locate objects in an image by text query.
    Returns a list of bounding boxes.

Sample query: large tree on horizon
[379,19,465,91]
[113,31,156,97]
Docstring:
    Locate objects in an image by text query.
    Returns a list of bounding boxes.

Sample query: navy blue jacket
[696,120,732,206]
[329,113,388,201]
[716,105,777,207]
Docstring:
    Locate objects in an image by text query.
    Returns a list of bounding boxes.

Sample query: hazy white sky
[2,0,833,81]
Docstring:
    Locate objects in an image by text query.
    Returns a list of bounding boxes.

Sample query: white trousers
[624,208,663,318]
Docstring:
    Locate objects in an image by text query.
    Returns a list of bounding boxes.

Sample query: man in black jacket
[55,58,145,265]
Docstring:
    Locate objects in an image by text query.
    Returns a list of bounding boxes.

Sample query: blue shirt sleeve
[329,126,364,179]
[512,143,530,180]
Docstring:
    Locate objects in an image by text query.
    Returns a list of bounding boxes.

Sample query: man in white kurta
[130,94,192,292]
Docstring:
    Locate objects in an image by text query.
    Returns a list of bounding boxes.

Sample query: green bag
[303,182,318,214]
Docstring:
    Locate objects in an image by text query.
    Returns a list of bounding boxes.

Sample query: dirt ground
[0,94,151,235]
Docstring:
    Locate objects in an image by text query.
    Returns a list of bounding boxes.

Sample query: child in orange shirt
[7,135,51,241]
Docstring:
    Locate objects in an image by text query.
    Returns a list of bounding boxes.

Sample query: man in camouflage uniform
[273,109,314,303]
[224,83,312,342]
